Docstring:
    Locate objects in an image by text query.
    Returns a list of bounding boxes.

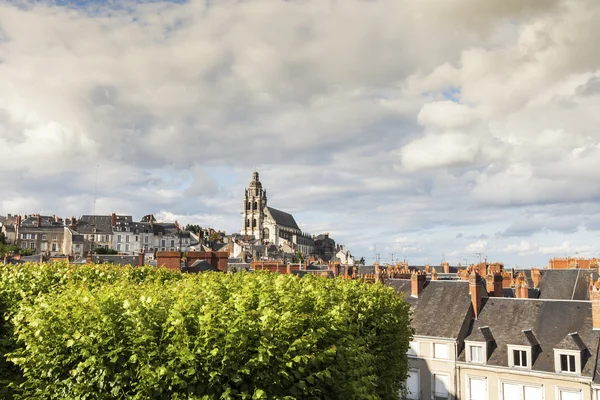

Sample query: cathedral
[241,172,314,255]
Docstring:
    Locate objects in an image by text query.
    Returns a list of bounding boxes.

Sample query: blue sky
[1,0,600,267]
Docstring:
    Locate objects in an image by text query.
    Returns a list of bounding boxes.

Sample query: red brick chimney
[442,262,450,274]
[111,213,117,227]
[411,271,426,297]
[470,270,482,319]
[36,214,41,227]
[590,279,600,330]
[431,267,438,280]
[486,272,503,297]
[515,272,529,299]
[531,267,542,288]
[138,250,145,267]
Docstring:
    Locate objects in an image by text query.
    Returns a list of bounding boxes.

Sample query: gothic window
[246,219,250,228]
[252,218,257,228]
[246,201,250,210]
[254,201,258,210]
[263,228,269,239]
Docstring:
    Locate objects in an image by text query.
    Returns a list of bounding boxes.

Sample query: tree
[0,232,6,245]
[294,251,304,263]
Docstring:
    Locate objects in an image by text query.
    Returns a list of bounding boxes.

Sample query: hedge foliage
[0,262,411,399]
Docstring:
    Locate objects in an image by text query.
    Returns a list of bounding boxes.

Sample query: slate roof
[266,207,300,230]
[538,269,597,300]
[183,260,217,273]
[78,215,113,234]
[92,255,140,266]
[386,279,472,338]
[460,298,600,378]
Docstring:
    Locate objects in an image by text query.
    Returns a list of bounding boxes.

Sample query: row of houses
[390,267,600,400]
[1,213,198,259]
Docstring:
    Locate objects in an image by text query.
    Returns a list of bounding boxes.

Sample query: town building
[241,172,315,255]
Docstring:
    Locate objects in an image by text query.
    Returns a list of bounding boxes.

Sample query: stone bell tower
[242,171,267,239]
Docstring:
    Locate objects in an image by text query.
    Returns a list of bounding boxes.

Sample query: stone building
[241,172,314,255]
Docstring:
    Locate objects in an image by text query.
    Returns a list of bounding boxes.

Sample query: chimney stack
[515,272,529,299]
[442,262,450,274]
[470,270,482,319]
[411,271,426,297]
[590,279,600,330]
[111,213,117,228]
[36,214,41,228]
[16,215,22,226]
[431,268,438,280]
[531,267,542,288]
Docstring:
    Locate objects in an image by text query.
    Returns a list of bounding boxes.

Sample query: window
[126,236,130,243]
[433,343,449,359]
[432,374,449,400]
[401,369,419,400]
[467,377,487,400]
[558,388,581,400]
[21,242,27,248]
[30,242,35,250]
[41,242,47,251]
[52,235,57,241]
[561,354,576,373]
[135,236,139,242]
[51,243,57,252]
[161,240,166,247]
[514,350,527,367]
[125,244,130,252]
[171,240,175,247]
[144,236,149,243]
[117,235,122,243]
[42,234,47,241]
[117,244,121,251]
[469,345,484,363]
[501,382,542,400]
[407,341,419,357]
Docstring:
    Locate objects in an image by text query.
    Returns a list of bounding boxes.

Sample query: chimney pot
[515,272,529,298]
[111,213,117,227]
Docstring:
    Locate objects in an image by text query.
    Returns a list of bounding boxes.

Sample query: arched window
[263,228,270,239]
[254,201,258,210]
[246,219,250,227]
[246,201,251,210]
[252,218,257,228]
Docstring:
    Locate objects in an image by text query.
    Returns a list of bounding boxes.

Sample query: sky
[1,0,600,267]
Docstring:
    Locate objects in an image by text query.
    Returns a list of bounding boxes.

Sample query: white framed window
[117,235,122,243]
[21,242,27,248]
[501,381,542,400]
[125,244,130,252]
[401,368,419,399]
[117,244,121,251]
[432,374,449,400]
[144,236,149,243]
[466,342,485,364]
[52,235,57,241]
[557,388,582,400]
[30,242,35,250]
[126,235,130,243]
[554,349,581,374]
[467,376,487,400]
[41,242,47,251]
[41,234,47,241]
[508,345,531,369]
[433,343,449,360]
[51,243,57,252]
[407,341,419,357]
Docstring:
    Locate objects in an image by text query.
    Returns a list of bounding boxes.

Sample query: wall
[156,251,181,270]
[458,364,592,400]
[408,338,459,399]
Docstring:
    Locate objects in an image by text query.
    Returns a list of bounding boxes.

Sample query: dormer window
[554,332,585,375]
[470,345,484,363]
[507,345,531,369]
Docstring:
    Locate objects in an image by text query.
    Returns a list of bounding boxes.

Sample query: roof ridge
[571,269,581,300]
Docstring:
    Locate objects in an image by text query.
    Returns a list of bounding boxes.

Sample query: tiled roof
[538,269,597,300]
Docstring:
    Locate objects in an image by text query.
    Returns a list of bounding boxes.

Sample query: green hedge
[1,263,411,399]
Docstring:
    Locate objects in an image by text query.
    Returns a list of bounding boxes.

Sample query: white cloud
[1,0,600,265]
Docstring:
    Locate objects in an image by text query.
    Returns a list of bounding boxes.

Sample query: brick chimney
[590,279,600,330]
[138,250,145,267]
[470,270,482,319]
[16,215,22,226]
[111,213,117,228]
[431,267,438,280]
[531,267,542,288]
[515,272,529,299]
[411,271,426,298]
[442,262,450,274]
[70,216,77,230]
[36,214,41,228]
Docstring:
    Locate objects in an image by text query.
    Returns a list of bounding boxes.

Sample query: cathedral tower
[242,171,267,239]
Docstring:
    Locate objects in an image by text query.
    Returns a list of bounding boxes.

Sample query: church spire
[241,171,267,239]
